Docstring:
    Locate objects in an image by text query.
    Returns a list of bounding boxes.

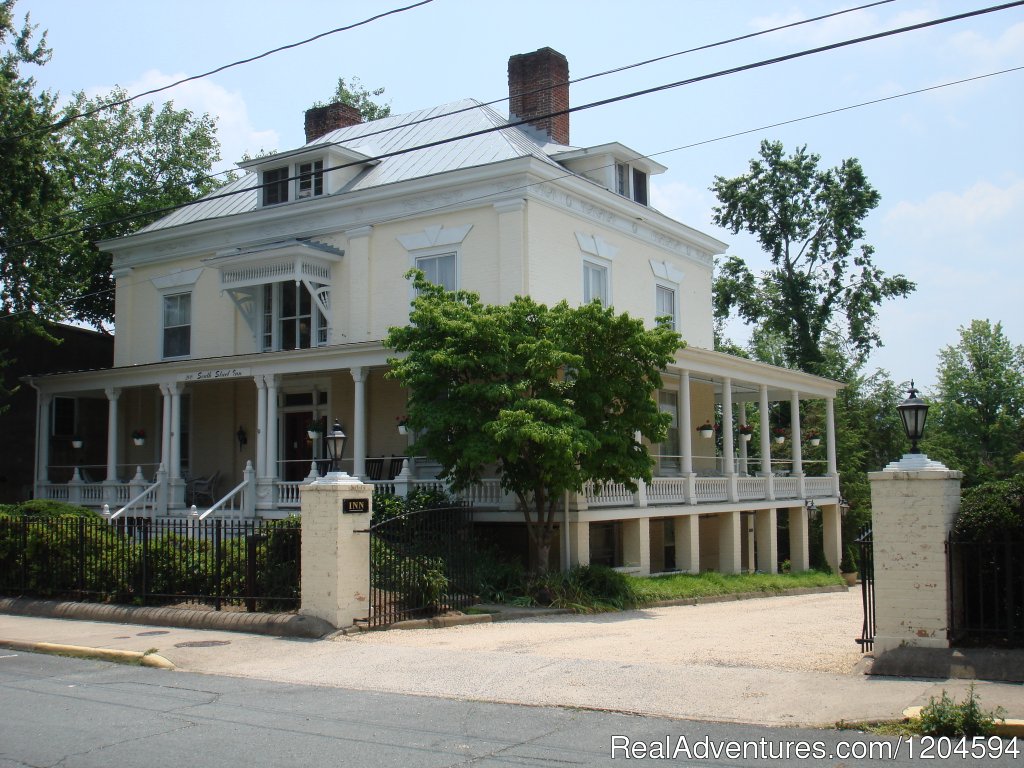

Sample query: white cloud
[884,177,1024,235]
[86,70,279,173]
[950,21,1024,65]
[749,7,931,48]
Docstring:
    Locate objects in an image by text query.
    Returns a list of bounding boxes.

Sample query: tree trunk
[534,540,552,575]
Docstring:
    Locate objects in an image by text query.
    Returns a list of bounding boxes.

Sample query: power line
[3,0,434,141]
[19,0,897,234]
[5,1,1023,254]
[14,62,1019,326]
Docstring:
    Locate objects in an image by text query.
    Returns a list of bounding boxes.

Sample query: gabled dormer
[552,143,667,206]
[238,144,379,208]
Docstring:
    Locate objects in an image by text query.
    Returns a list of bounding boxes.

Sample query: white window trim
[410,247,460,296]
[258,282,328,352]
[161,291,192,361]
[655,281,678,330]
[582,254,612,307]
[261,165,291,207]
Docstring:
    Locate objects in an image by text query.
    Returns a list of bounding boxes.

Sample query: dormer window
[263,166,290,205]
[615,161,648,205]
[297,160,324,199]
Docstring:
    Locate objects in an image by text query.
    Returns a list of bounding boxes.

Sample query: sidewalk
[3,591,1024,729]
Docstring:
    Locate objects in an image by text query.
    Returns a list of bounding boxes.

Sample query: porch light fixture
[236,426,248,451]
[325,419,347,472]
[896,380,929,454]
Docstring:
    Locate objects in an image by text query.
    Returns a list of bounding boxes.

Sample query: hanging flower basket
[805,429,821,447]
[772,427,787,444]
[696,421,714,438]
[306,419,324,440]
[738,424,754,442]
[131,428,146,447]
[397,415,409,435]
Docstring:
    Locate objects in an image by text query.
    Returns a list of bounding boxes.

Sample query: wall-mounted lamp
[805,499,819,516]
[236,426,248,451]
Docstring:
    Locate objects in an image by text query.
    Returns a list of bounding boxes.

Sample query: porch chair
[366,457,385,481]
[387,455,407,480]
[189,470,221,506]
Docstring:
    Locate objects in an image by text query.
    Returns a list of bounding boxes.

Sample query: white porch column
[255,375,267,478]
[104,387,121,483]
[265,375,279,480]
[825,395,839,495]
[36,391,52,484]
[755,509,778,574]
[721,377,735,474]
[160,384,172,474]
[169,383,182,480]
[737,402,749,475]
[790,389,805,498]
[717,510,741,574]
[758,384,775,500]
[351,366,367,480]
[678,370,693,475]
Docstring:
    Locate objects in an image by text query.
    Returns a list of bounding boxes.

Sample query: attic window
[297,160,324,199]
[263,167,290,205]
[614,161,648,205]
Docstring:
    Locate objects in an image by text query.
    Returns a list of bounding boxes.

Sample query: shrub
[14,499,100,518]
[917,686,1004,737]
[953,476,1024,542]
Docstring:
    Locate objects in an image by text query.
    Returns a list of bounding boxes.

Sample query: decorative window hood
[206,239,344,292]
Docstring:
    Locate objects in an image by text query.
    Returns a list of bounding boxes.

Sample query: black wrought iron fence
[0,516,300,612]
[368,505,476,628]
[948,538,1024,648]
[855,526,875,652]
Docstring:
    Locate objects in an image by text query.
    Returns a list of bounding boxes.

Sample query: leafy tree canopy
[0,1,223,329]
[313,76,390,121]
[924,320,1024,485]
[386,272,680,571]
[711,139,915,376]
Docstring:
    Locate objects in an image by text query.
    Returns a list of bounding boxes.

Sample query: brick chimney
[304,101,362,143]
[508,47,569,145]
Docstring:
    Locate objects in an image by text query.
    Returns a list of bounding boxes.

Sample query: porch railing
[109,470,164,521]
[646,477,688,504]
[199,461,255,520]
[583,480,634,507]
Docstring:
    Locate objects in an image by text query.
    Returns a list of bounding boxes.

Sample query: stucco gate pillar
[299,472,373,629]
[868,453,962,654]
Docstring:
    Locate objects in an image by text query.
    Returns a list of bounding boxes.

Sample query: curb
[902,706,1024,738]
[0,639,175,669]
[646,583,848,609]
[0,598,334,639]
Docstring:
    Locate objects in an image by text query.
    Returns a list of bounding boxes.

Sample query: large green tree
[313,76,390,121]
[58,88,222,325]
[711,140,915,376]
[386,272,679,572]
[924,320,1024,485]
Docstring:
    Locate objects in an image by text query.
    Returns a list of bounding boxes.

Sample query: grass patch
[628,569,843,604]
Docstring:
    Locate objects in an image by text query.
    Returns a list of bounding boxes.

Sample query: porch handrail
[199,461,255,520]
[109,475,162,521]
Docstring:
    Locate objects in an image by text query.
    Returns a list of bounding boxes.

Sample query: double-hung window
[656,284,677,330]
[583,259,609,306]
[613,161,649,205]
[261,282,326,351]
[163,292,191,358]
[297,160,324,199]
[263,166,290,205]
[415,252,457,291]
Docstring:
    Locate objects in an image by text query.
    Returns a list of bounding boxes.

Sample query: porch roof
[671,346,844,401]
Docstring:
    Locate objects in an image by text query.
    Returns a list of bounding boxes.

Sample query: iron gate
[855,526,875,652]
[367,505,476,628]
[949,537,1024,648]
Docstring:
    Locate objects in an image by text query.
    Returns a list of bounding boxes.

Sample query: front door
[283,410,314,481]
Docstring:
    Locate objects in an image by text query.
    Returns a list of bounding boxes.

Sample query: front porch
[28,343,845,575]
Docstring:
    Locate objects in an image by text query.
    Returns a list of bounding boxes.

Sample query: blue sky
[16,0,1024,391]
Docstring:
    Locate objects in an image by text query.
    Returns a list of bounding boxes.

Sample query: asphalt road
[2,651,1020,767]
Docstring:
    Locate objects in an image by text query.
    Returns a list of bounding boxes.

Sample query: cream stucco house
[29,48,845,576]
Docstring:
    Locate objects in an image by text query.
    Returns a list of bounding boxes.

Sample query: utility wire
[5,1,1023,253]
[4,0,434,141]
[19,0,897,234]
[15,62,1020,325]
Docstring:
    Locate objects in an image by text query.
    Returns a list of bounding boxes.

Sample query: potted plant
[131,428,146,447]
[696,421,714,438]
[805,428,821,447]
[840,545,858,586]
[772,427,787,444]
[397,415,410,435]
[306,421,323,440]
[738,423,754,442]
[71,435,83,449]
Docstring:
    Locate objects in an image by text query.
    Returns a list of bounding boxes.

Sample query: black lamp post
[897,380,929,454]
[325,419,348,473]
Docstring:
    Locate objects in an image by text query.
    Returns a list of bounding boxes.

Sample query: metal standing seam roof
[139,99,570,234]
